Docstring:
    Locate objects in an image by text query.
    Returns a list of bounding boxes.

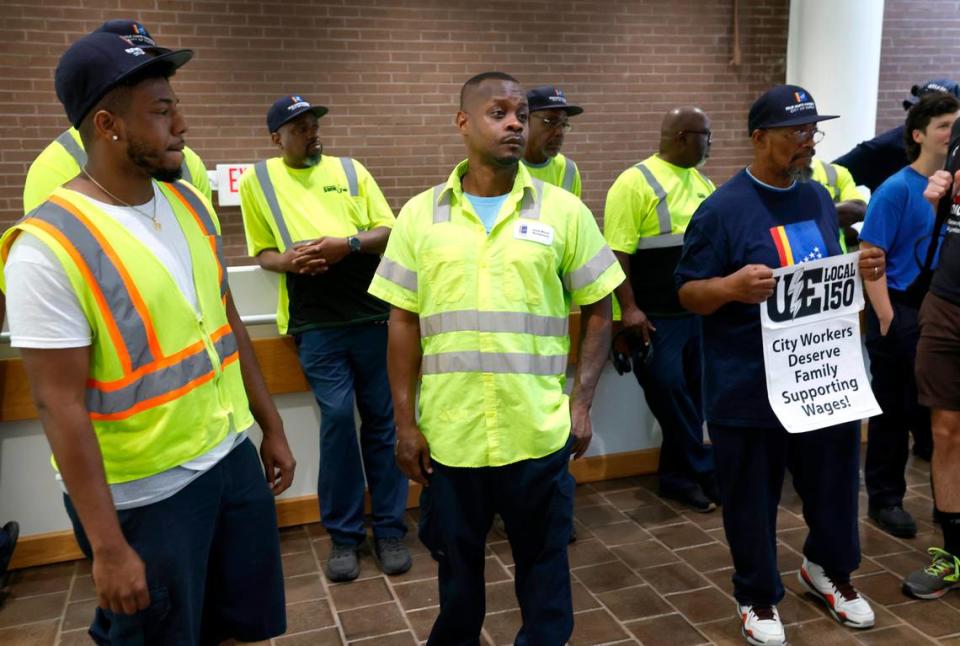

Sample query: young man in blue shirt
[676,85,886,646]
[859,93,960,539]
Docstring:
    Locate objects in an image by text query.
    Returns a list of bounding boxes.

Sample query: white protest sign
[215,164,252,207]
[760,251,880,433]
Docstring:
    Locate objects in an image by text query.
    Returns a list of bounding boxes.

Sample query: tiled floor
[0,453,953,645]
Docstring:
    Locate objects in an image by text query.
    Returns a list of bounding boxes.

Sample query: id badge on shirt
[514,221,554,246]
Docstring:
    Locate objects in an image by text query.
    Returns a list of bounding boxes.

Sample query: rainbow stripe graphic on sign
[769,220,825,267]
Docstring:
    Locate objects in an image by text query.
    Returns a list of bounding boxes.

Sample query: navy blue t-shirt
[675,169,844,428]
[833,125,907,193]
[859,166,941,291]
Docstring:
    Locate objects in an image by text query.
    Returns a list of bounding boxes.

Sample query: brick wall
[876,0,960,135]
[0,0,789,266]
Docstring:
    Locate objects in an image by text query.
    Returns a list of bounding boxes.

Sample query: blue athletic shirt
[859,166,941,292]
[675,168,843,428]
[464,192,510,233]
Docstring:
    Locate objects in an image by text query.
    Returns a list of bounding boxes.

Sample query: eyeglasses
[781,128,826,144]
[681,129,712,143]
[536,116,572,132]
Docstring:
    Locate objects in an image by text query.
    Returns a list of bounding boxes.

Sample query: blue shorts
[65,438,286,645]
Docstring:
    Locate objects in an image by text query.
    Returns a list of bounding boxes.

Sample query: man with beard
[521,86,583,197]
[604,107,718,512]
[858,93,959,539]
[23,20,211,214]
[676,85,885,646]
[239,95,410,582]
[1,32,295,642]
[368,71,622,644]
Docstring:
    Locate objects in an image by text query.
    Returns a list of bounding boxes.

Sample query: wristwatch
[347,236,362,253]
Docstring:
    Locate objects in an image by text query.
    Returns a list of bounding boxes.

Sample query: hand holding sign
[728,264,776,304]
[857,246,885,281]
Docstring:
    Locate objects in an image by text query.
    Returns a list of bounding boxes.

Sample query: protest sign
[760,252,880,433]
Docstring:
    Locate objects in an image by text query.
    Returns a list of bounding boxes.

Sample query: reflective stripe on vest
[56,130,87,166]
[420,310,569,338]
[635,163,684,250]
[164,182,228,298]
[179,159,193,185]
[562,159,577,192]
[421,351,568,376]
[23,192,237,420]
[375,257,417,292]
[821,160,839,202]
[563,245,618,292]
[432,179,544,224]
[254,157,359,249]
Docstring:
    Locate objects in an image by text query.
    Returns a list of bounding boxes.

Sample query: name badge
[514,221,554,246]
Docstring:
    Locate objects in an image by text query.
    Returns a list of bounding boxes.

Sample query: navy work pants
[296,323,408,546]
[635,316,714,493]
[710,422,861,605]
[419,442,574,646]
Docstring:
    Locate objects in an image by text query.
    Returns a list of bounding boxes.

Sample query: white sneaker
[799,558,875,628]
[738,603,786,646]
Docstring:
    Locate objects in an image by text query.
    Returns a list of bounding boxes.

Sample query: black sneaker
[0,521,19,590]
[903,547,960,599]
[375,537,412,576]
[868,505,917,538]
[325,543,360,582]
[699,474,722,506]
[660,484,716,513]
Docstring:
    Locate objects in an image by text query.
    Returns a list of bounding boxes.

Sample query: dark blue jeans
[419,442,574,646]
[864,301,930,508]
[710,422,861,605]
[64,439,286,645]
[295,323,407,546]
[634,315,714,492]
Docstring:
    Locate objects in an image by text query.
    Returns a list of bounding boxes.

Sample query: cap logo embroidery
[125,47,146,56]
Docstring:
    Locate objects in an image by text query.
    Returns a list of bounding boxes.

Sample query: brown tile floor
[0,453,953,645]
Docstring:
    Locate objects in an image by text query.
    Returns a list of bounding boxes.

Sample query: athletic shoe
[738,603,785,646]
[903,547,960,599]
[868,505,917,538]
[325,543,360,582]
[0,521,19,590]
[799,558,875,628]
[375,537,412,576]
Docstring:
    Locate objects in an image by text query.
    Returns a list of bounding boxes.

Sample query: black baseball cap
[527,86,583,116]
[267,95,329,133]
[747,84,838,135]
[94,19,157,48]
[55,32,192,128]
[903,79,960,111]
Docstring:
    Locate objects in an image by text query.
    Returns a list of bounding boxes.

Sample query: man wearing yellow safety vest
[521,86,583,197]
[604,107,718,512]
[2,33,295,642]
[369,71,624,644]
[22,20,211,215]
[239,95,410,583]
[809,159,866,248]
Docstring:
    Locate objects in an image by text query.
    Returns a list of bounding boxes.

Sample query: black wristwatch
[347,236,362,253]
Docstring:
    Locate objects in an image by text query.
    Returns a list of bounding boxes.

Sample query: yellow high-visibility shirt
[811,159,866,204]
[521,152,582,198]
[369,161,623,468]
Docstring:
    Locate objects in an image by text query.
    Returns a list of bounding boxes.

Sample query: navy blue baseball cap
[747,85,838,135]
[94,19,158,48]
[55,32,192,128]
[903,79,960,111]
[527,86,583,116]
[267,95,329,133]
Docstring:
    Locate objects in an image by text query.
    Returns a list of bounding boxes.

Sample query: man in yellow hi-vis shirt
[604,106,718,512]
[369,71,623,645]
[521,85,583,197]
[22,20,211,214]
[239,95,410,583]
[810,159,867,248]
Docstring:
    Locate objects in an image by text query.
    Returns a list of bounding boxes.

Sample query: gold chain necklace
[81,169,161,231]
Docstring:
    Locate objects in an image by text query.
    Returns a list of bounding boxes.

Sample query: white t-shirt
[5,187,245,508]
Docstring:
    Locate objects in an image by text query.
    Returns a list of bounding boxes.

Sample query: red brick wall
[0,0,788,266]
[876,0,960,135]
